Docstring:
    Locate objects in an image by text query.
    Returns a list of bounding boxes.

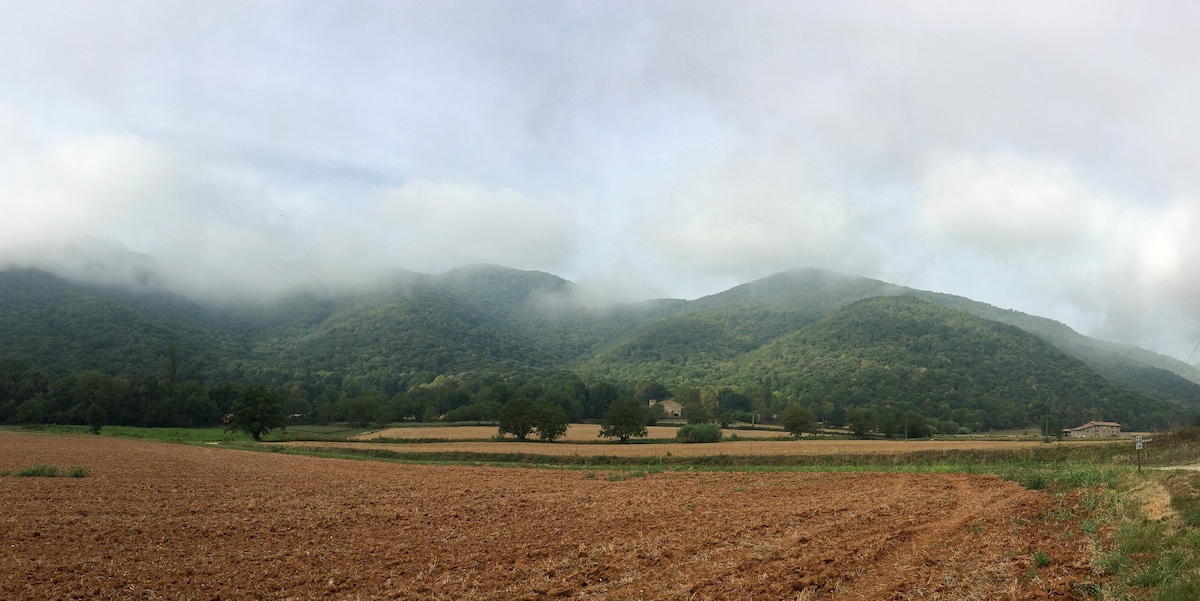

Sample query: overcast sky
[2,1,1199,362]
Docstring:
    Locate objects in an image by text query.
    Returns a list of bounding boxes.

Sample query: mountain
[2,264,1199,430]
[733,296,1182,431]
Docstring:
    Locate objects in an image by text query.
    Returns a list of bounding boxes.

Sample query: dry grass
[353,423,788,442]
[297,437,1062,458]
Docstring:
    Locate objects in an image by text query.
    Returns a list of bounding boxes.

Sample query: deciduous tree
[599,398,647,443]
[226,385,286,442]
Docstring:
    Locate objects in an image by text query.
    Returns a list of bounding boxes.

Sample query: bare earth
[2,432,1103,600]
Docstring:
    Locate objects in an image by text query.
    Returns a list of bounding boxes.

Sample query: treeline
[0,355,666,432]
[2,346,1176,439]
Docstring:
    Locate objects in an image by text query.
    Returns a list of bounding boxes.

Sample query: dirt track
[2,432,1105,600]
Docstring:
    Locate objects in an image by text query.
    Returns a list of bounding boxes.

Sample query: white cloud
[641,153,880,283]
[916,153,1113,258]
[365,180,573,275]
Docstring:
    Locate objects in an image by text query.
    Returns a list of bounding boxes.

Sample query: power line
[1188,341,1200,365]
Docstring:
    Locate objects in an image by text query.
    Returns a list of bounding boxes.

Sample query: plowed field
[1,432,1105,600]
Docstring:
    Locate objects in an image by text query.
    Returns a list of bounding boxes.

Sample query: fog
[2,1,1199,360]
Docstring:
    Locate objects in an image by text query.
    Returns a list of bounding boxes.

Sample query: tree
[534,401,569,442]
[780,405,816,437]
[846,408,871,438]
[599,398,648,442]
[85,402,107,435]
[498,397,536,440]
[226,385,286,442]
[163,341,179,388]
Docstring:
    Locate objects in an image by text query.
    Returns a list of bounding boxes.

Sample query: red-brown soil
[1,432,1107,600]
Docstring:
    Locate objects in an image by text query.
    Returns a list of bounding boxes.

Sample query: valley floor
[0,432,1109,600]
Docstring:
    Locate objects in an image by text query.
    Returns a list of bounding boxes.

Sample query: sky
[2,1,1199,362]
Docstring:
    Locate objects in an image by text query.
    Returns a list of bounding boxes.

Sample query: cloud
[363,180,574,275]
[3,3,1200,359]
[916,153,1113,258]
[0,130,572,300]
[640,152,882,286]
[913,151,1200,357]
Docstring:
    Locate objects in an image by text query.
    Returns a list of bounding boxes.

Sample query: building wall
[1067,424,1121,438]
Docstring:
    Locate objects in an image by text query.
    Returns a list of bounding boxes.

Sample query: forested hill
[2,265,1199,430]
[733,296,1184,431]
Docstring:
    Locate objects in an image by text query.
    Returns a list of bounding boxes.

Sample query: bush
[676,422,723,443]
[17,465,58,477]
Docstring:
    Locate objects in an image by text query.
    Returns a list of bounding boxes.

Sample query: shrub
[676,422,723,443]
[17,465,58,477]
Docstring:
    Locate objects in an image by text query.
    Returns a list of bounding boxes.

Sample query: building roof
[1062,421,1122,431]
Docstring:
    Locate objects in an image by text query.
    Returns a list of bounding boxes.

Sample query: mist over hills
[2,264,1199,431]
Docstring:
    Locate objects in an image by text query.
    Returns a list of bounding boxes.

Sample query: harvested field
[1,432,1106,600]
[294,437,1062,458]
[354,423,787,441]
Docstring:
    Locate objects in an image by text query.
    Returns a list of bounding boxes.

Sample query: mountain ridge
[2,264,1198,430]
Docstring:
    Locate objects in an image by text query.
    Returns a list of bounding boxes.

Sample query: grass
[4,464,87,477]
[2,423,376,443]
[16,465,58,477]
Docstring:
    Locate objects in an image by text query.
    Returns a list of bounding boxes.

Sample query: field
[354,423,789,441]
[302,436,1066,458]
[1,432,1109,600]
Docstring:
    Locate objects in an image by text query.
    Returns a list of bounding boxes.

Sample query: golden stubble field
[354,424,790,441]
[329,426,1063,458]
[1,432,1105,600]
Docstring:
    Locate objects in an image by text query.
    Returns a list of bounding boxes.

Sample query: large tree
[226,385,286,442]
[534,401,568,442]
[498,396,536,440]
[780,405,816,437]
[598,397,648,443]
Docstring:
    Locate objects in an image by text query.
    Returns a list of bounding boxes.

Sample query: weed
[606,472,623,482]
[68,466,87,478]
[684,501,695,510]
[16,465,58,477]
[584,471,596,479]
[1081,519,1097,536]
[0,469,9,477]
[1023,472,1047,490]
[1032,550,1051,568]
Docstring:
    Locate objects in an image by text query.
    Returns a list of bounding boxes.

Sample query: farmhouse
[1061,421,1123,438]
[648,399,683,418]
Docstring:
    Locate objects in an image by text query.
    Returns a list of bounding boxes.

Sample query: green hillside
[734,296,1185,432]
[2,264,1199,431]
[579,269,906,383]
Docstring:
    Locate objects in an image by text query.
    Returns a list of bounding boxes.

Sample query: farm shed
[1060,421,1122,438]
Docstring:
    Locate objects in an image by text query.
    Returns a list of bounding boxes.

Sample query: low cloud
[914,152,1200,358]
[0,132,574,301]
[640,152,882,285]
